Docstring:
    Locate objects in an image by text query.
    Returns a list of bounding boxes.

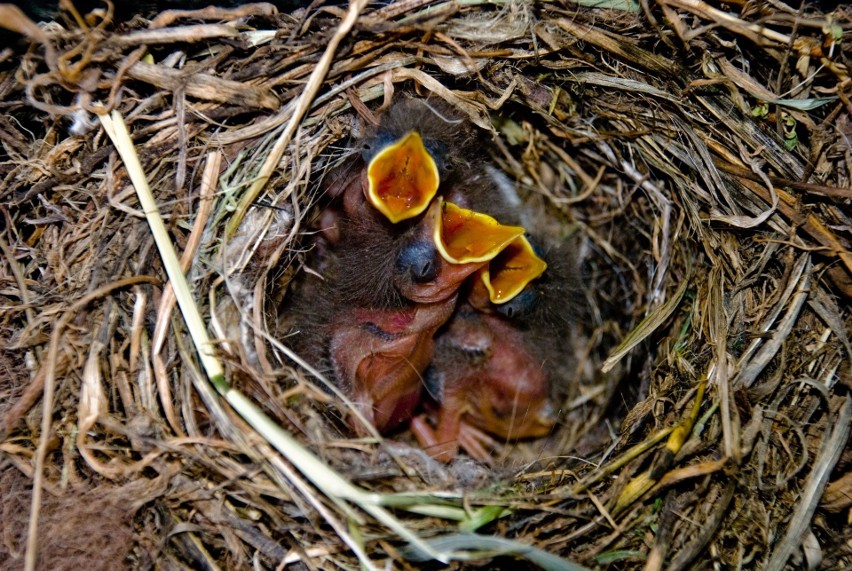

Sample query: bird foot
[410,414,459,463]
[410,414,502,463]
[457,422,502,463]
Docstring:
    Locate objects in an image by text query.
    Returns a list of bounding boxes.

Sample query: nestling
[284,99,528,434]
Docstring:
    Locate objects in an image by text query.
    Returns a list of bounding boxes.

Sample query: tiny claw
[433,199,525,264]
[365,131,439,223]
[480,235,548,304]
[411,414,460,462]
[458,421,501,463]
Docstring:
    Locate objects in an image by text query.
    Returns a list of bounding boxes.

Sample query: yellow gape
[366,131,439,223]
[479,235,547,304]
[431,199,525,264]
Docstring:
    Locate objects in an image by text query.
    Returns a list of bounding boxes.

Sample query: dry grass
[1,0,850,568]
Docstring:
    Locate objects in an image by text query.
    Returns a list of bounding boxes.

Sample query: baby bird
[317,98,491,308]
[327,295,457,434]
[284,99,525,435]
[409,167,582,461]
[282,244,459,435]
[411,240,581,462]
[320,98,473,241]
[410,305,553,462]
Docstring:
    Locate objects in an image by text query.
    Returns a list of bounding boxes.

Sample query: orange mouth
[432,199,525,265]
[479,235,547,304]
[365,131,439,223]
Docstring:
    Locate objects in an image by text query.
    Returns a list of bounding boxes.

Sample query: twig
[764,395,851,570]
[225,0,370,237]
[25,275,159,571]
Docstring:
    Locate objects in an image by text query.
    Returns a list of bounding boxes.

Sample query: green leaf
[828,24,843,43]
[783,115,799,151]
[595,550,645,564]
[460,505,512,533]
[784,134,799,151]
[751,103,769,118]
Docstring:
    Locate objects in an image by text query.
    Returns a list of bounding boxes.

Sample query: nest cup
[0,1,850,569]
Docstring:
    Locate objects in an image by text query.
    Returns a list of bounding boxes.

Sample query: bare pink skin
[329,297,456,434]
[411,310,555,462]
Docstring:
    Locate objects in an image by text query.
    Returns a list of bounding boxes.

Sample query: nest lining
[0,0,850,569]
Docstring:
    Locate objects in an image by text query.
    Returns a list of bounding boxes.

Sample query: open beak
[365,131,439,223]
[433,199,525,264]
[479,235,547,304]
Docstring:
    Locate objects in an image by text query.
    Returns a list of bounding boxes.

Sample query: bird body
[328,297,456,434]
[411,306,555,462]
[284,99,490,434]
[282,98,575,458]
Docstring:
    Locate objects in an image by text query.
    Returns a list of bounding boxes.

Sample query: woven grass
[1,0,850,569]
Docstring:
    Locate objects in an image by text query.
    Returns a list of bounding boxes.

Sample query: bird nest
[1,1,850,569]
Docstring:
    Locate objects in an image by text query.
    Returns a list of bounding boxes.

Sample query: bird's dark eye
[496,287,537,319]
[396,240,439,283]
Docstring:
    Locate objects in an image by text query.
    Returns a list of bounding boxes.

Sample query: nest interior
[0,0,850,569]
